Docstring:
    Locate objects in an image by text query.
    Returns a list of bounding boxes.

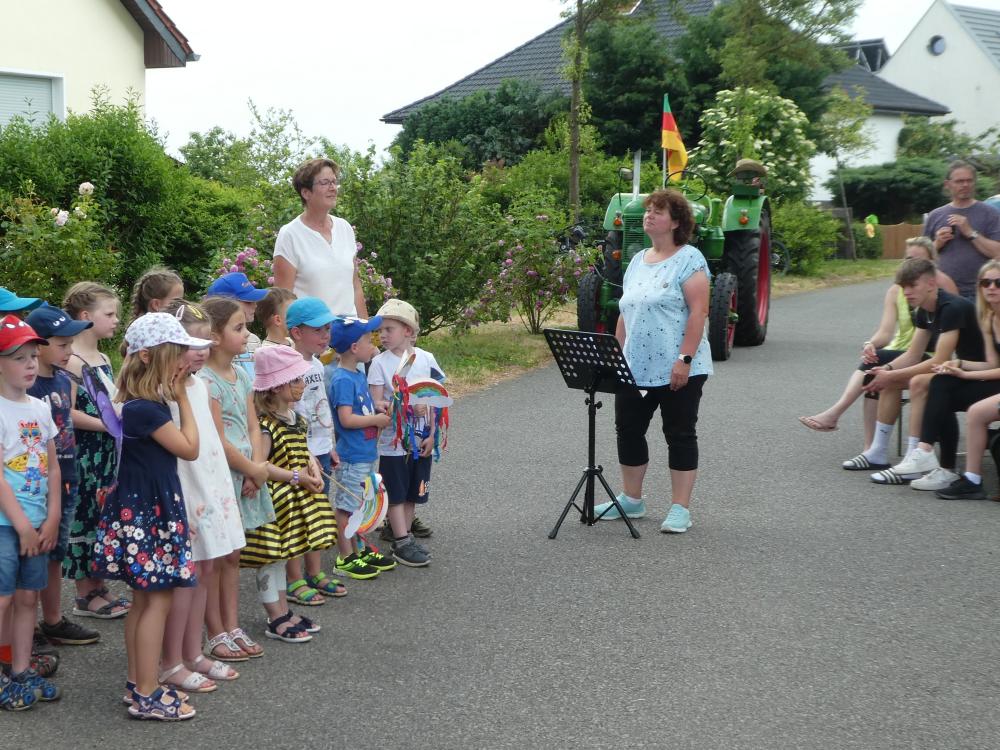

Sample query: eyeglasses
[979,278,1000,289]
[312,178,341,189]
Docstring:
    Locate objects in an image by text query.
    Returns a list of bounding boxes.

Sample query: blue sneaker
[594,493,646,520]
[0,673,37,711]
[660,504,691,533]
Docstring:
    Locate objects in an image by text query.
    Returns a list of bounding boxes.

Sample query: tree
[689,87,816,202]
[393,80,566,170]
[583,15,679,156]
[671,1,857,145]
[562,0,632,222]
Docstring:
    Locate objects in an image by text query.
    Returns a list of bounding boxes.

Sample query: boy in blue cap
[206,272,270,377]
[327,316,391,580]
[23,305,99,648]
[0,288,42,315]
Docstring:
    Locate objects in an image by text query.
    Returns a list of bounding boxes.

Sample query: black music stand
[543,328,640,539]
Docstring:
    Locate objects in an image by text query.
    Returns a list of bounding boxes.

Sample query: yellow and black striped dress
[240,412,337,567]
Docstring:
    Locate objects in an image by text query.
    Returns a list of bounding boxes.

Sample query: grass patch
[773,258,897,298]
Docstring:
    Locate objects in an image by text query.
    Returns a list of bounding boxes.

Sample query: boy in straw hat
[368,299,447,567]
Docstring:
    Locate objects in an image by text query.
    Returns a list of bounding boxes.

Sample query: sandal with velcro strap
[286,578,326,606]
[72,589,127,619]
[842,454,890,471]
[265,612,313,643]
[129,687,195,721]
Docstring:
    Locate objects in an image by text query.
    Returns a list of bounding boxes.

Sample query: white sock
[907,436,920,453]
[864,421,894,462]
[965,471,982,484]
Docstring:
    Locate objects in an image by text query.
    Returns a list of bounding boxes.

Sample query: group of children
[0,267,446,719]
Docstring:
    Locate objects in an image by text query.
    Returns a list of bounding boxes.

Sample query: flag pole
[662,149,667,188]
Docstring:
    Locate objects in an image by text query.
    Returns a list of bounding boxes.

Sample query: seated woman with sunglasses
[890,259,1000,494]
[799,237,956,447]
[272,158,368,319]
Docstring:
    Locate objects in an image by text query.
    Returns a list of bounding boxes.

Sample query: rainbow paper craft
[405,378,453,408]
[344,471,388,539]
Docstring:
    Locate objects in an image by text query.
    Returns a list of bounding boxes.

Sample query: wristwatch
[677,354,693,364]
[970,230,981,240]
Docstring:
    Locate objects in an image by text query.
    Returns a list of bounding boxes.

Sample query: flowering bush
[689,87,816,203]
[0,181,119,303]
[208,204,275,288]
[463,200,582,334]
[356,243,397,312]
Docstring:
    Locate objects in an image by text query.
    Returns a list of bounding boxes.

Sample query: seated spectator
[799,238,956,449]
[887,260,1000,491]
[844,258,983,483]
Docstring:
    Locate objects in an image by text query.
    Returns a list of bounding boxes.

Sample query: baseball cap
[0,287,42,313]
[253,344,313,391]
[376,299,419,334]
[125,312,212,355]
[329,316,382,354]
[0,315,48,354]
[286,297,336,329]
[206,272,268,302]
[25,303,93,339]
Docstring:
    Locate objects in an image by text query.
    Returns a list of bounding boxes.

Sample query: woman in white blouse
[272,158,368,317]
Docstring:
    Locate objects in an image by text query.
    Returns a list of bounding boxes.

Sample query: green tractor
[577,153,774,360]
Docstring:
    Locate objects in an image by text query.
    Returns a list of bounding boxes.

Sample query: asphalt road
[9,279,1000,749]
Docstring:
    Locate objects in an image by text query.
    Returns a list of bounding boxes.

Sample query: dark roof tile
[824,65,950,116]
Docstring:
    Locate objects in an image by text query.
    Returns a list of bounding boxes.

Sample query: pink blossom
[504,259,513,267]
[54,210,69,227]
[236,252,247,262]
[267,276,275,285]
[229,265,239,272]
[222,257,231,266]
[526,270,539,278]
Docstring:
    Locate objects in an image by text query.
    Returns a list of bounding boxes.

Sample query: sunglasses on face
[979,278,1000,289]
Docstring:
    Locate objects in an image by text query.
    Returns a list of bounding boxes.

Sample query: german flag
[661,94,687,182]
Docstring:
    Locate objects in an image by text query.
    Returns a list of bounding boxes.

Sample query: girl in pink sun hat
[239,345,337,643]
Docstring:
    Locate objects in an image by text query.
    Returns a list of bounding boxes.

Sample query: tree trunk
[568,0,583,224]
[835,157,856,260]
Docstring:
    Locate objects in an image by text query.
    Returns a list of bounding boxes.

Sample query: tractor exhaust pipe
[633,150,641,197]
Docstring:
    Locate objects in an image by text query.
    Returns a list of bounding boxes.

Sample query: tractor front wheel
[709,272,738,361]
[577,270,604,333]
[724,213,771,346]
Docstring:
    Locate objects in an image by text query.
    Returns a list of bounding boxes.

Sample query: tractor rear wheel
[709,272,738,361]
[724,213,771,346]
[577,270,603,333]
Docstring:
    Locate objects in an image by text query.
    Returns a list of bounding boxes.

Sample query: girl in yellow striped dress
[241,345,336,643]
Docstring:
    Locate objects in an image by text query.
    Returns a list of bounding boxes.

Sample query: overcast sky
[145,0,1000,158]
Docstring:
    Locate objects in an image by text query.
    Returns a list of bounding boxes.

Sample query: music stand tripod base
[543,328,641,540]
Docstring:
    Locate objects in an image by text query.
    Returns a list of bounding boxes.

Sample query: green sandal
[286,578,326,606]
[308,572,347,598]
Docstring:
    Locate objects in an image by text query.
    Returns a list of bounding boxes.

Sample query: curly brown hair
[643,189,695,247]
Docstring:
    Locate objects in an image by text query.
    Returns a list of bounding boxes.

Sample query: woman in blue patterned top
[595,188,712,534]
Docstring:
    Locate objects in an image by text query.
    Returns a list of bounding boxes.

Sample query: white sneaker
[911,467,960,491]
[892,447,940,476]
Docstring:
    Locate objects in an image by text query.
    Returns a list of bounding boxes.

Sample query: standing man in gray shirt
[923,160,1000,300]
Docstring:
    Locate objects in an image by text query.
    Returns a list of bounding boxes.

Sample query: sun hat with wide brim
[124,312,212,355]
[253,344,313,391]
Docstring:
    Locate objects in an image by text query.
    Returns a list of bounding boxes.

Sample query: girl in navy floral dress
[91,313,211,721]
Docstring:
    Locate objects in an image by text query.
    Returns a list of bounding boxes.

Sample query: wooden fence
[880,223,925,259]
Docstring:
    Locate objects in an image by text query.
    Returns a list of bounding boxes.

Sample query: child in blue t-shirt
[0,315,61,709]
[24,304,101,648]
[327,316,391,581]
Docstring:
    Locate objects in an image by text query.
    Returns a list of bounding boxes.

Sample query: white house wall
[879,0,1000,137]
[810,113,902,203]
[0,0,145,118]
